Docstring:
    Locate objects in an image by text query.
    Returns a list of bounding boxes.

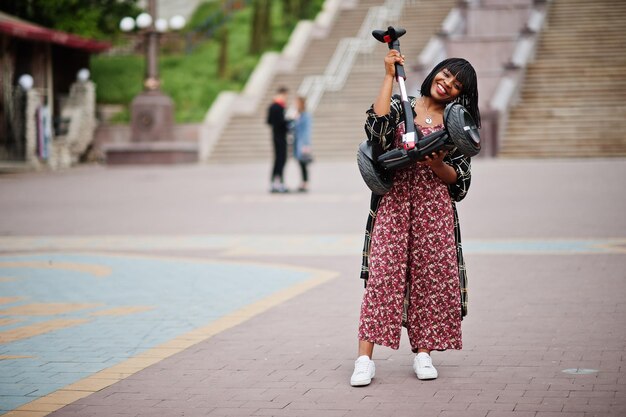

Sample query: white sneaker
[350,355,375,386]
[413,352,438,380]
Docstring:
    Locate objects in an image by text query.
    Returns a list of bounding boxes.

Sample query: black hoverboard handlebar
[372,26,420,150]
[377,102,481,170]
[356,27,481,195]
[371,26,481,169]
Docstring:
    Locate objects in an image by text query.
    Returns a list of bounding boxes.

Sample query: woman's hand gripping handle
[373,50,405,116]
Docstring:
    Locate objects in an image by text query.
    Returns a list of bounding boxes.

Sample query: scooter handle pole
[373,26,416,150]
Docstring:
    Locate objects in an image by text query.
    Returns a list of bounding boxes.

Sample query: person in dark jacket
[267,86,290,193]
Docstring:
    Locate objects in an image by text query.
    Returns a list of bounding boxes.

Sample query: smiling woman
[353,52,482,387]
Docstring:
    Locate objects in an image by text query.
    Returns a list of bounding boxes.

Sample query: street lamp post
[120,0,185,143]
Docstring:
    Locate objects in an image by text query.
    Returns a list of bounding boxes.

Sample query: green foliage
[91,55,143,103]
[185,1,223,32]
[249,0,272,54]
[267,0,325,51]
[90,0,324,123]
[0,0,140,40]
[160,44,238,123]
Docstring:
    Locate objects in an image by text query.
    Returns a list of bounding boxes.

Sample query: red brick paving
[1,159,625,416]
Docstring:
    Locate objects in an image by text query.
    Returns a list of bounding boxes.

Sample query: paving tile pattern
[1,159,625,416]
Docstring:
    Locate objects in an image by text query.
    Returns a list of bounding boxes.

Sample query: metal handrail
[298,0,406,112]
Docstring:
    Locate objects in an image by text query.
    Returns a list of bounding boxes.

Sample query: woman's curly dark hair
[420,58,481,128]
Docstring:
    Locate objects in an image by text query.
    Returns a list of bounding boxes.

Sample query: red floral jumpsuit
[358,100,463,352]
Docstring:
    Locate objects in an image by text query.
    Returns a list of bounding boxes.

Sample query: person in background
[292,96,313,192]
[267,86,290,193]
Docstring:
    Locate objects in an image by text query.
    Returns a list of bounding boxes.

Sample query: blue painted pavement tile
[1,235,624,255]
[47,373,92,385]
[0,396,29,412]
[0,384,38,396]
[0,252,318,413]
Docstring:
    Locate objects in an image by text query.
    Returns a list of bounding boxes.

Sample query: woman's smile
[435,82,449,98]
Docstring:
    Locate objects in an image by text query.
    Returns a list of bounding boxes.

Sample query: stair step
[210,0,626,161]
[500,0,626,157]
[210,0,458,162]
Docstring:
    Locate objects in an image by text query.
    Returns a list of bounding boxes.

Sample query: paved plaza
[0,158,625,416]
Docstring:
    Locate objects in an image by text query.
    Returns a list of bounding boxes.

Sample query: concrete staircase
[500,0,626,157]
[208,0,456,163]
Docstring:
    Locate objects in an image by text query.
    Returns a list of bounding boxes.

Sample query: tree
[0,0,140,40]
[249,0,271,54]
[281,0,307,27]
[217,23,229,79]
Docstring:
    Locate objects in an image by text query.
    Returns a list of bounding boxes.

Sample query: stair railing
[298,0,406,113]
[490,1,551,155]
